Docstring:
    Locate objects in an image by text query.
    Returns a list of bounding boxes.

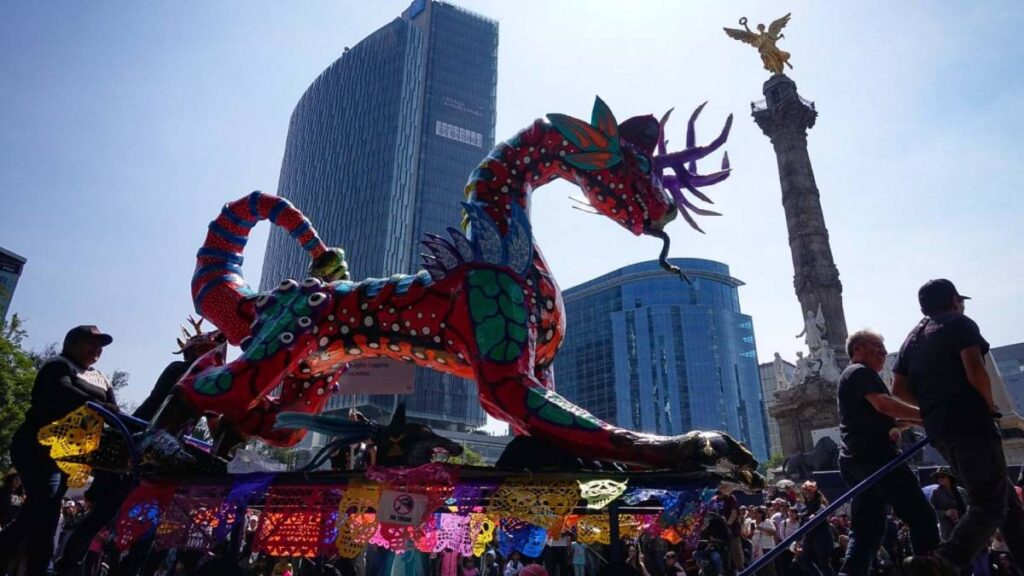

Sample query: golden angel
[724,13,793,75]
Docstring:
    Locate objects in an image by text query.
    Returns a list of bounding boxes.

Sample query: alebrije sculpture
[163,97,758,485]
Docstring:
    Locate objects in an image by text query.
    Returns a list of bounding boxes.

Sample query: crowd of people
[0,280,1022,576]
[695,477,1023,576]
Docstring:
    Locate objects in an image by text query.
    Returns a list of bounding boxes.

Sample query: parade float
[39,96,763,560]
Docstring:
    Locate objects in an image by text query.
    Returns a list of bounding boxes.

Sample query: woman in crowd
[626,543,651,576]
[461,556,479,576]
[775,507,801,576]
[570,539,586,576]
[0,472,23,529]
[797,481,833,576]
[749,507,779,576]
[505,551,525,576]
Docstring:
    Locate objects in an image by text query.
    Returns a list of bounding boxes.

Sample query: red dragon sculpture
[163,97,758,481]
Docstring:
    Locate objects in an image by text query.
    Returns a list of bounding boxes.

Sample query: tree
[448,444,488,467]
[0,315,38,468]
[109,370,136,412]
[29,341,58,370]
[762,452,785,474]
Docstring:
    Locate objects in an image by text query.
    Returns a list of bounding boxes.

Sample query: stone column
[753,75,848,363]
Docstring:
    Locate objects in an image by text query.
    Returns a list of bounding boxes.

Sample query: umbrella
[776,479,796,489]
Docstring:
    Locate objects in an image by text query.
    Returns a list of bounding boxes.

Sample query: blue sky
[2,1,1022,421]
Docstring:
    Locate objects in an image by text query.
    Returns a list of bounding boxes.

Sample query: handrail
[738,437,931,576]
[84,402,215,483]
[86,401,143,485]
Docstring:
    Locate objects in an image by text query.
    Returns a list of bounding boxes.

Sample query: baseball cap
[918,279,970,315]
[63,325,113,347]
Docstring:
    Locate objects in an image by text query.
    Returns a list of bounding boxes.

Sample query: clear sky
[2,2,1022,426]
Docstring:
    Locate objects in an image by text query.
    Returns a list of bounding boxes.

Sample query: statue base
[770,373,839,458]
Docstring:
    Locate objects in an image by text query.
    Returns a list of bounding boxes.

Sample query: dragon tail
[273,412,376,445]
[192,191,328,344]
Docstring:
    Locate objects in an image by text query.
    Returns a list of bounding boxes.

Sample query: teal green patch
[468,269,528,363]
[527,391,545,409]
[527,388,603,430]
[245,288,312,361]
[538,403,574,426]
[194,370,233,396]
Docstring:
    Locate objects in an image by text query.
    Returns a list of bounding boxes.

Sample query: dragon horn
[657,108,674,156]
[188,315,204,335]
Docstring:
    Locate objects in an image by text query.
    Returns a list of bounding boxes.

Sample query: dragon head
[549,97,732,281]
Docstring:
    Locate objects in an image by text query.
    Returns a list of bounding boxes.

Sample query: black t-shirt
[21,358,116,433]
[893,313,997,440]
[133,360,190,421]
[837,364,897,459]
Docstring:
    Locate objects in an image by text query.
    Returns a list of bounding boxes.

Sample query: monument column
[753,75,848,362]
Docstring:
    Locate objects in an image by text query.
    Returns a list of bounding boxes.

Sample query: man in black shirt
[893,279,1024,575]
[0,325,116,576]
[836,329,938,576]
[57,323,223,575]
[133,325,223,422]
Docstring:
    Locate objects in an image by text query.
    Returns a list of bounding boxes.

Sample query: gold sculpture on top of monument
[724,13,793,75]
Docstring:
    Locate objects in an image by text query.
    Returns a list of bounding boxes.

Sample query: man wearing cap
[0,325,117,576]
[836,329,939,576]
[56,322,224,575]
[928,468,967,543]
[893,280,1024,576]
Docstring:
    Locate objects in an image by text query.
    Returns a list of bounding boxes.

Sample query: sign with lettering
[435,121,483,148]
[377,490,429,526]
[336,359,415,395]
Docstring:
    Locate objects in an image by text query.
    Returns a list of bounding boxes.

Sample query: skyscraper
[992,342,1024,414]
[260,0,497,431]
[0,247,26,322]
[552,258,769,460]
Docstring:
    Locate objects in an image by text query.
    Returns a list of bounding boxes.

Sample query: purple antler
[654,105,733,232]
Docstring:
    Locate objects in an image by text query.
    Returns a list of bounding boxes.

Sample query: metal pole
[86,401,142,485]
[738,437,931,576]
[608,501,622,562]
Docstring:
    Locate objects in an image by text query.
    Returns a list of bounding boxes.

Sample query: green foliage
[111,370,129,392]
[762,452,785,474]
[0,315,38,468]
[448,444,489,467]
[110,370,136,412]
[252,440,296,468]
[29,341,58,371]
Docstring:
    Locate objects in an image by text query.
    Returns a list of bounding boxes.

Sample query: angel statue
[724,13,793,75]
[796,304,826,355]
[792,351,809,387]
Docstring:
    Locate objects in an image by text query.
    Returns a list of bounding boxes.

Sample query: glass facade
[553,258,769,460]
[992,343,1024,414]
[260,1,497,431]
[0,247,26,322]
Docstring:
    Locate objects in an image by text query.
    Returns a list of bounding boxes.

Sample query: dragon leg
[461,268,756,473]
[232,370,340,447]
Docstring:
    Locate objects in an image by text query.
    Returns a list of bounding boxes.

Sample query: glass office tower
[260,0,497,431]
[552,258,769,460]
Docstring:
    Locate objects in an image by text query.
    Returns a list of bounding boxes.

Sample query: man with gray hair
[836,329,939,576]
